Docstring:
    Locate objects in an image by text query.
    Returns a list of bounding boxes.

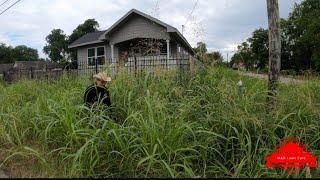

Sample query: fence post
[134,56,137,76]
[45,66,49,81]
[95,58,98,74]
[30,67,34,79]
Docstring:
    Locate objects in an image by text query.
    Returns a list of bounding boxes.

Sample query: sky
[0,0,302,60]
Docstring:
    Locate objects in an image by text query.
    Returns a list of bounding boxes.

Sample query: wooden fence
[2,56,196,83]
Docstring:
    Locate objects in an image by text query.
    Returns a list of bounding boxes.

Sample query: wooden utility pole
[266,0,281,107]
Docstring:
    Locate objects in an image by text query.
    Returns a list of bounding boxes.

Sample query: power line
[0,0,22,16]
[0,0,10,7]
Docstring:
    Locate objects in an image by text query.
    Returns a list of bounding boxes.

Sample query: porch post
[111,44,114,60]
[166,39,170,60]
[111,44,116,74]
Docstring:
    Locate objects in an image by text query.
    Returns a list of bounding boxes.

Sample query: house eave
[68,40,105,49]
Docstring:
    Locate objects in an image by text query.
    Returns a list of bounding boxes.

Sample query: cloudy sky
[0,0,302,60]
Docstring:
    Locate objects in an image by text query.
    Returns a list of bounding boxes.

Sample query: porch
[77,55,191,76]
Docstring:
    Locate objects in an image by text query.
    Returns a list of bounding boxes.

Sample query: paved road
[241,72,306,85]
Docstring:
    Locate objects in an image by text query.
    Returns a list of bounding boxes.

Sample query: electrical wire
[0,0,22,16]
[0,0,10,7]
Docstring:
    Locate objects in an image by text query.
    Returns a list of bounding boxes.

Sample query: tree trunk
[266,0,281,108]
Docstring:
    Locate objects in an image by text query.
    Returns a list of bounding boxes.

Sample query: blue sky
[0,0,302,60]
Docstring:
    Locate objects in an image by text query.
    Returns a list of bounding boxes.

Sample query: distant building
[232,61,246,71]
[2,61,63,83]
[0,63,14,74]
[13,61,63,70]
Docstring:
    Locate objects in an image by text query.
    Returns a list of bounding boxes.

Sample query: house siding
[170,42,177,57]
[109,15,170,45]
[77,44,111,64]
[77,47,87,64]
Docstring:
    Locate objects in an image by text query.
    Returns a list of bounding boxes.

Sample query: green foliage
[286,0,320,71]
[248,28,269,69]
[232,0,320,73]
[43,29,68,62]
[13,45,39,61]
[0,43,14,64]
[0,43,39,64]
[194,42,207,61]
[231,42,252,70]
[43,19,100,63]
[68,19,100,45]
[194,42,224,66]
[0,68,319,178]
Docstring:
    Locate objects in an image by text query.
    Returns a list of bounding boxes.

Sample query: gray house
[69,9,195,72]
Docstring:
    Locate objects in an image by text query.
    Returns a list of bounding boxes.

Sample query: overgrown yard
[0,67,320,178]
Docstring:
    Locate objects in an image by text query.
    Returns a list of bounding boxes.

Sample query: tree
[0,43,39,64]
[0,43,14,64]
[13,45,39,61]
[207,51,224,65]
[211,51,223,61]
[231,42,253,70]
[280,19,293,70]
[285,0,320,71]
[194,42,207,57]
[43,29,68,62]
[68,19,100,44]
[194,42,208,64]
[248,28,269,69]
[68,19,100,61]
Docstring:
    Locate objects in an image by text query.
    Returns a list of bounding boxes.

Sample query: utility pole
[182,25,185,35]
[227,52,229,63]
[266,0,281,107]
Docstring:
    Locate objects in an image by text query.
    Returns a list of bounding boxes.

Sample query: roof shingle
[69,30,106,48]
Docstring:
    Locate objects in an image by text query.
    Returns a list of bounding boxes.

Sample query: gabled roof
[68,9,194,55]
[69,30,106,48]
[98,9,177,40]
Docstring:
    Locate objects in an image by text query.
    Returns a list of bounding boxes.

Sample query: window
[87,47,105,66]
[88,48,95,66]
[96,47,105,65]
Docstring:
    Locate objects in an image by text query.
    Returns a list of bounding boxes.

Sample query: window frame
[87,46,106,67]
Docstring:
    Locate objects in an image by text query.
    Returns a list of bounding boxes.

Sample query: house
[232,61,246,71]
[68,9,195,73]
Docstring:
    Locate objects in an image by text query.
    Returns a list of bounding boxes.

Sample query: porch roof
[69,31,106,49]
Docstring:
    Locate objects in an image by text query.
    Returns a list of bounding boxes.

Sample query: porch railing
[77,55,191,76]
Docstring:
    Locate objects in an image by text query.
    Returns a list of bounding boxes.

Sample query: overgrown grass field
[0,67,320,178]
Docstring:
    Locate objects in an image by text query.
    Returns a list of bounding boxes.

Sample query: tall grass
[0,67,319,178]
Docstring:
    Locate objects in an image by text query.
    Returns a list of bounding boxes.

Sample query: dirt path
[241,72,306,85]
